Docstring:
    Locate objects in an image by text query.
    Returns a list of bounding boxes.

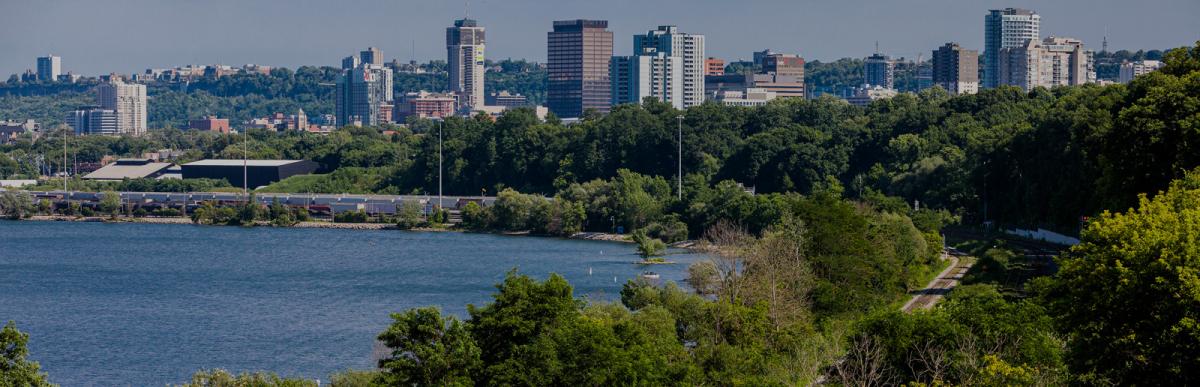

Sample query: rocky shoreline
[15,216,655,244]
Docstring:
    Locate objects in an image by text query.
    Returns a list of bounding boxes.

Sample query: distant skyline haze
[1,0,1197,76]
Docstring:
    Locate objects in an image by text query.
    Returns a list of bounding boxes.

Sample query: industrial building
[83,159,177,181]
[181,159,319,189]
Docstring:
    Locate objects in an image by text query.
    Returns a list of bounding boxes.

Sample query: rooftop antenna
[465,0,470,19]
[874,41,880,55]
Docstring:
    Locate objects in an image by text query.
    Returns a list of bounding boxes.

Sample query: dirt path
[901,252,973,312]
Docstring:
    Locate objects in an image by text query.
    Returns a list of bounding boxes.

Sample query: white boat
[641,271,660,280]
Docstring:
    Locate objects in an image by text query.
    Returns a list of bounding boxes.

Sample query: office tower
[984,8,1040,88]
[705,58,725,76]
[748,53,805,98]
[447,18,486,110]
[633,26,705,107]
[37,55,61,82]
[932,42,980,94]
[1119,60,1165,83]
[335,64,394,126]
[611,48,684,108]
[342,55,361,70]
[547,19,613,118]
[67,108,119,135]
[864,53,894,89]
[360,47,383,66]
[96,79,148,135]
[998,37,1094,91]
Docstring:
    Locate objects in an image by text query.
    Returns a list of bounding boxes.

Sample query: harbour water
[0,221,702,385]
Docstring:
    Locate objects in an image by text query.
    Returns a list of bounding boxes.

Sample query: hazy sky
[2,0,1197,76]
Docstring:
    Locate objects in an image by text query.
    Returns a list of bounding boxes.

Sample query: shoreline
[12,215,667,245]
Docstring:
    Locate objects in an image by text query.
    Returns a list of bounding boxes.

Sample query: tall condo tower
[984,8,1040,88]
[447,18,486,110]
[633,26,706,108]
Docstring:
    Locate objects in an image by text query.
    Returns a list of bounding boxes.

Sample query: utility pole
[676,115,684,200]
[243,128,248,201]
[438,120,444,210]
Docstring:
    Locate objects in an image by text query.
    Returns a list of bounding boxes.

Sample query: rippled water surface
[0,221,701,385]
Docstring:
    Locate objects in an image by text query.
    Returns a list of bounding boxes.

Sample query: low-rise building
[189,116,231,133]
[181,159,320,189]
[0,119,38,143]
[1119,60,1164,83]
[845,85,899,107]
[83,159,177,181]
[714,88,777,107]
[485,91,530,107]
[705,57,725,76]
[396,91,457,122]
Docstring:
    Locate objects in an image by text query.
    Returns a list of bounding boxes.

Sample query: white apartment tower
[999,37,1095,91]
[96,79,147,135]
[611,48,684,109]
[984,8,1040,89]
[633,26,705,107]
[447,19,486,110]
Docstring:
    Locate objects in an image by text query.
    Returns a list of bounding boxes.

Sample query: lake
[0,221,703,385]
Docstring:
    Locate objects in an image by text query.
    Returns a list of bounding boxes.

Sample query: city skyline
[2,0,1197,77]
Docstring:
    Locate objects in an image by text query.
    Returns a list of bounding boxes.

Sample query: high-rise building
[611,48,684,108]
[447,19,486,110]
[547,19,613,118]
[335,64,394,127]
[932,43,980,95]
[864,53,894,89]
[342,55,361,70]
[748,53,805,98]
[984,8,1040,89]
[1119,60,1165,83]
[998,36,1094,91]
[67,108,118,135]
[96,79,148,135]
[705,57,725,76]
[37,55,61,82]
[634,26,705,107]
[360,47,383,66]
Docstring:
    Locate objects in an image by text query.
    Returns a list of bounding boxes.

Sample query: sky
[2,0,1198,77]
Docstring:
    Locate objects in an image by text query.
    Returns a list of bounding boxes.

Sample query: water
[0,221,702,385]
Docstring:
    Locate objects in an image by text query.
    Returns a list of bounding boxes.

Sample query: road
[901,251,973,312]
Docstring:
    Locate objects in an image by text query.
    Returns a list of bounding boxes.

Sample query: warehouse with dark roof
[181,159,319,189]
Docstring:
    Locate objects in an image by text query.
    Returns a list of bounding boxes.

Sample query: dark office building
[547,19,613,118]
[181,159,319,189]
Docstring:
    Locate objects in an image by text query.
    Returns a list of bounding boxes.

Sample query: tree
[178,369,314,387]
[0,191,33,220]
[1038,169,1200,385]
[0,321,54,387]
[396,200,425,230]
[98,191,121,218]
[377,307,480,386]
[632,229,666,258]
[467,272,581,384]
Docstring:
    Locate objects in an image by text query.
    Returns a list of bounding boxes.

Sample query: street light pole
[438,120,443,210]
[676,115,683,201]
[243,128,249,202]
[62,127,68,192]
